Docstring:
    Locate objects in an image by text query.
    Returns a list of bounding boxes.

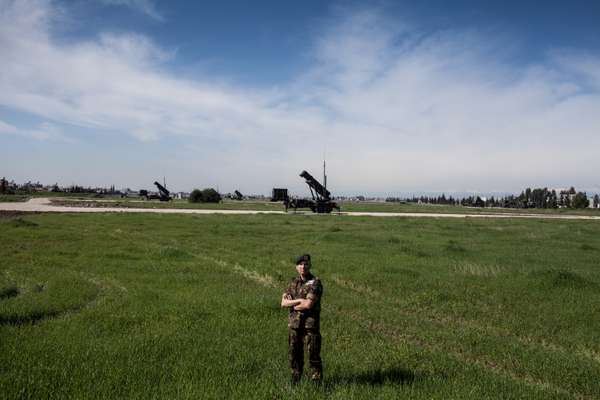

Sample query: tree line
[386,187,599,209]
[0,177,120,195]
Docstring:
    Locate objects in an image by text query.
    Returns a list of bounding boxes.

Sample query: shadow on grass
[445,240,466,253]
[327,366,416,387]
[0,211,41,222]
[0,310,61,327]
[0,298,92,327]
[530,269,599,290]
[0,286,19,300]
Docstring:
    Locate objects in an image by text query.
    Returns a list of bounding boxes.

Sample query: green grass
[1,212,600,399]
[0,194,29,202]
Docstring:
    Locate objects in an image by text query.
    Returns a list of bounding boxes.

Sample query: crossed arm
[281,293,314,310]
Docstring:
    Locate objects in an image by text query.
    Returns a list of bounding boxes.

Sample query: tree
[525,187,532,205]
[549,190,558,209]
[594,194,600,209]
[572,192,589,209]
[189,188,222,203]
[189,189,204,203]
[474,196,485,207]
[558,189,572,208]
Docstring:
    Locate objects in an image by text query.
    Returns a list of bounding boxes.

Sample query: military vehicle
[286,169,339,213]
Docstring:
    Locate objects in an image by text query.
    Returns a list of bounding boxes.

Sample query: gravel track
[2,198,600,220]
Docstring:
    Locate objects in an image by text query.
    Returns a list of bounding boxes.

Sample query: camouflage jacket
[284,274,323,330]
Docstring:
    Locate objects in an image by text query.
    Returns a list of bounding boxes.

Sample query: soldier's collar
[299,273,314,282]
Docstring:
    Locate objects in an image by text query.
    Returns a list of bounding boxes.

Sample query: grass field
[45,197,600,216]
[0,194,30,202]
[1,211,599,399]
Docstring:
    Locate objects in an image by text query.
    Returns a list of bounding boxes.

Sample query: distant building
[174,192,189,200]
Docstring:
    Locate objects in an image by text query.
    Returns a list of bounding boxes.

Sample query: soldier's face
[296,262,310,277]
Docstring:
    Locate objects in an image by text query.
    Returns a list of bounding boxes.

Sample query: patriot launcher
[153,181,172,201]
[142,181,172,201]
[286,170,339,213]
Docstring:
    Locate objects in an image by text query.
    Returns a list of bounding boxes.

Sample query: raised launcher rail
[286,170,340,213]
[234,190,244,200]
[153,181,172,201]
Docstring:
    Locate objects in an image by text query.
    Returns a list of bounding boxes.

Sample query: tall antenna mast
[323,149,327,191]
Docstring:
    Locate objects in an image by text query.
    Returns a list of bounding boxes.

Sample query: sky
[1,0,600,196]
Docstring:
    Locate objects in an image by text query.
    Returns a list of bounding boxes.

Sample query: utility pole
[323,146,327,192]
[323,159,327,192]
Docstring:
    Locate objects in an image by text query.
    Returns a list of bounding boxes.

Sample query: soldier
[281,254,323,384]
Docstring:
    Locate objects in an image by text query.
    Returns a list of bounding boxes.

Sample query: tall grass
[1,212,599,399]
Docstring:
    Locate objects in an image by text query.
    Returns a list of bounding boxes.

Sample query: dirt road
[0,198,283,215]
[2,198,600,220]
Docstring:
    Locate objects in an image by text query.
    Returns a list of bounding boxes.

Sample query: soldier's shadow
[327,366,415,387]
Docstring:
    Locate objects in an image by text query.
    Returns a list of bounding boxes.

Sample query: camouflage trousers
[288,328,322,382]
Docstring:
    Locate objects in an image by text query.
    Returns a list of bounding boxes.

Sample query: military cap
[295,254,311,265]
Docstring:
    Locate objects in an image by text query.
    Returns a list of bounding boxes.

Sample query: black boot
[291,371,301,385]
[310,369,322,385]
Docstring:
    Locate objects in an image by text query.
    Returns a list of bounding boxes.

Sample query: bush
[189,188,222,203]
[201,188,222,203]
[189,189,203,203]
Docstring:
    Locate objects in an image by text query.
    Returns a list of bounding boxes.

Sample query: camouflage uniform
[284,273,323,383]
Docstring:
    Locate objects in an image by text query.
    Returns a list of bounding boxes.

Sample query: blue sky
[1,0,599,195]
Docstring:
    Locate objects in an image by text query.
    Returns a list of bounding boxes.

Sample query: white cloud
[0,118,70,141]
[1,1,599,193]
[26,122,73,141]
[100,0,164,22]
[0,119,18,134]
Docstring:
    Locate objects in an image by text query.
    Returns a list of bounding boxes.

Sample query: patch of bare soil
[0,210,41,219]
